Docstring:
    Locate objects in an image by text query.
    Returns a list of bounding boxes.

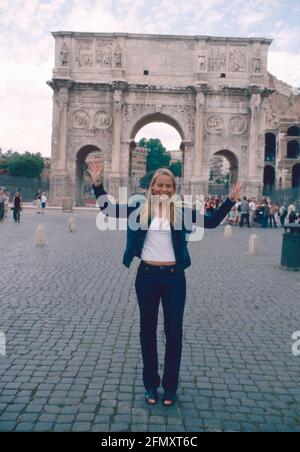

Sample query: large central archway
[126,112,188,194]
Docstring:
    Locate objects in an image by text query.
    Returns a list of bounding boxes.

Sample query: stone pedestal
[243,180,261,199]
[50,171,70,207]
[62,197,73,212]
[107,174,122,202]
[190,179,209,196]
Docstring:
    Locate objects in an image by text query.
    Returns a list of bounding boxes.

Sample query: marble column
[108,87,123,200]
[190,88,208,195]
[50,84,71,206]
[56,86,69,171]
[246,91,263,197]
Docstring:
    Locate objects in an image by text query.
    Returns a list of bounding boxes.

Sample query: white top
[141,215,176,262]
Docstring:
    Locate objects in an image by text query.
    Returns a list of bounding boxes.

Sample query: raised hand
[229,181,243,202]
[87,160,103,186]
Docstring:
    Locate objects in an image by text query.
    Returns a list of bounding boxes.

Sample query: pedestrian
[87,160,242,407]
[249,198,256,226]
[268,203,277,228]
[35,189,42,214]
[13,191,22,223]
[234,199,241,226]
[40,192,47,213]
[0,190,4,223]
[261,200,269,228]
[279,204,287,227]
[239,197,250,228]
[288,207,297,224]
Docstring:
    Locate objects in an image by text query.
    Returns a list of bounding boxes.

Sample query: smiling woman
[87,158,241,407]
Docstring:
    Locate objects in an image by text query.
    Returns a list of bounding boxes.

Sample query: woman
[88,161,242,407]
[13,191,22,223]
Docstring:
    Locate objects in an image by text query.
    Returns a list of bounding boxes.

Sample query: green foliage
[169,161,182,177]
[6,152,44,179]
[138,138,171,172]
[139,170,156,190]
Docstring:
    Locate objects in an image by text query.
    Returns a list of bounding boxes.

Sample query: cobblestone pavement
[0,210,300,432]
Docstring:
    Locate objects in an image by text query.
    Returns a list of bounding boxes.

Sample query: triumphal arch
[48,32,300,206]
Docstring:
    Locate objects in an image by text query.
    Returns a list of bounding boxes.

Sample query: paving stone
[0,213,299,432]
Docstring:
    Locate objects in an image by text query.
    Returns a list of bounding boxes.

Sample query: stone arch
[212,149,239,185]
[75,144,103,206]
[292,163,300,188]
[123,110,188,193]
[287,125,300,137]
[263,165,275,195]
[130,112,186,142]
[287,141,300,159]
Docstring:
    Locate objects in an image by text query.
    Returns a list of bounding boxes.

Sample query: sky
[0,0,300,157]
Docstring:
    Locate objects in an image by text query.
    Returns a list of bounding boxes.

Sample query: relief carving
[253,58,262,74]
[198,48,207,72]
[228,47,247,72]
[60,42,68,66]
[229,116,247,135]
[95,40,113,68]
[205,115,224,134]
[72,110,89,129]
[75,40,93,67]
[114,44,122,68]
[94,111,112,129]
[208,46,226,72]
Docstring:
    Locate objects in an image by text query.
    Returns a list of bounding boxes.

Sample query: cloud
[0,0,300,157]
[136,124,181,151]
[268,51,300,87]
[0,58,53,155]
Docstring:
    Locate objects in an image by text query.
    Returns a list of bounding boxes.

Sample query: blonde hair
[140,168,181,226]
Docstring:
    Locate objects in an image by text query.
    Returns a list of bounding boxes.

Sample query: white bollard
[248,234,259,256]
[68,217,76,233]
[36,225,46,246]
[224,225,232,239]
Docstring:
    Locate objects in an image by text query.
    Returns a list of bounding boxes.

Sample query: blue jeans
[135,261,186,395]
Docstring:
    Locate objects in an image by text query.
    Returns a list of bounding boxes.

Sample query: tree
[169,161,182,177]
[7,152,44,178]
[138,138,171,172]
[139,170,156,190]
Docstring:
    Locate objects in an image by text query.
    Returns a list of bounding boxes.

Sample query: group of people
[204,196,299,228]
[0,189,22,223]
[0,188,48,224]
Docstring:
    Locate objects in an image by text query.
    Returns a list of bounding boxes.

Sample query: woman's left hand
[229,181,243,202]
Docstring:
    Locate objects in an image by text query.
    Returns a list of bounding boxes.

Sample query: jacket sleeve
[93,184,137,219]
[189,198,235,229]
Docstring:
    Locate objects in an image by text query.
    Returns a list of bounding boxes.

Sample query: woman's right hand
[87,160,103,186]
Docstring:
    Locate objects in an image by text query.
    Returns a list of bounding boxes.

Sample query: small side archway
[75,145,103,206]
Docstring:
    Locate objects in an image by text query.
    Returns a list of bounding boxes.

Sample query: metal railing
[0,175,49,202]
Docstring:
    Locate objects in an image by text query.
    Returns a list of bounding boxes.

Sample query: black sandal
[162,391,176,407]
[145,388,158,405]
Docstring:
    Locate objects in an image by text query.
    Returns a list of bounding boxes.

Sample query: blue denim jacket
[94,185,235,269]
